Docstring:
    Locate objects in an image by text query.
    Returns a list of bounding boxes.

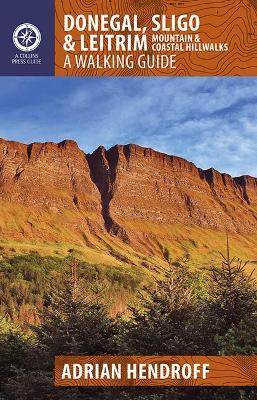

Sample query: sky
[0,76,257,177]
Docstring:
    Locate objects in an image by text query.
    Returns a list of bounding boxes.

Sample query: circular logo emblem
[13,23,41,52]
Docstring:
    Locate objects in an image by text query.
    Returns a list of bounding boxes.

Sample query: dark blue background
[0,0,54,75]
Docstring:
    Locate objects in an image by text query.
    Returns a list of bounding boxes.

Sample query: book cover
[0,1,256,399]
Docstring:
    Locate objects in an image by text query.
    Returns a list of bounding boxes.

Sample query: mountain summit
[0,138,257,265]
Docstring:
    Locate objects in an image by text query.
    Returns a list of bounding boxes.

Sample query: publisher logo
[13,23,41,52]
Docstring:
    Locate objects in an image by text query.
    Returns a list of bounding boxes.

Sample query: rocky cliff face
[0,138,101,212]
[88,144,257,236]
[1,138,257,252]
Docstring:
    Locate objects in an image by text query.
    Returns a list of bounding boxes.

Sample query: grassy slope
[1,200,257,323]
[0,200,257,277]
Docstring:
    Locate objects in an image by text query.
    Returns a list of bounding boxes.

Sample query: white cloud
[1,77,257,177]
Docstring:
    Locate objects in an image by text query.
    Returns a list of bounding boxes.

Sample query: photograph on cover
[0,76,256,399]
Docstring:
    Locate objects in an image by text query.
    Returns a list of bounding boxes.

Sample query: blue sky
[0,76,257,177]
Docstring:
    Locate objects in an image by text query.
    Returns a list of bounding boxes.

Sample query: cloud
[0,76,257,177]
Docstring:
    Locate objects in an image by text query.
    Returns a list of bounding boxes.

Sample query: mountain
[1,138,257,269]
